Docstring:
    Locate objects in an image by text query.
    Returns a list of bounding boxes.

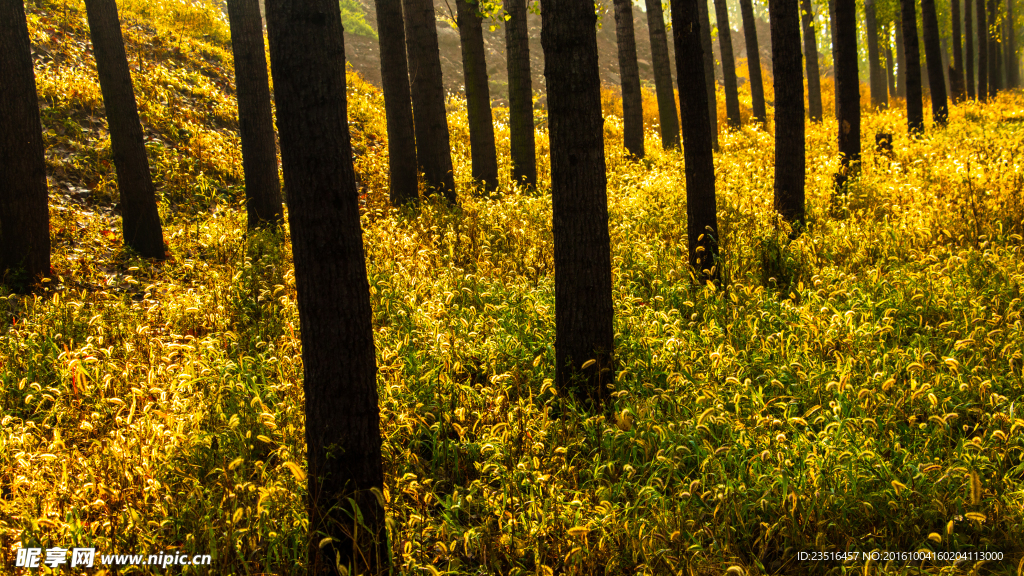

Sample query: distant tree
[951,0,966,102]
[504,0,537,188]
[832,0,860,186]
[886,23,897,98]
[900,0,924,132]
[698,0,720,149]
[1009,0,1018,88]
[739,0,767,123]
[540,0,615,408]
[456,0,499,190]
[613,0,645,159]
[403,0,457,200]
[263,0,387,573]
[374,0,419,205]
[713,0,742,128]
[988,0,1000,96]
[226,0,283,229]
[645,0,681,149]
[921,0,948,124]
[84,0,165,258]
[865,0,888,108]
[966,0,976,98]
[978,0,988,101]
[770,0,804,225]
[670,0,720,279]
[800,0,824,121]
[895,12,907,97]
[0,0,50,284]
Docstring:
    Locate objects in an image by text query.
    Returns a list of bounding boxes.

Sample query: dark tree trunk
[886,24,897,99]
[865,0,887,108]
[713,0,742,128]
[770,0,804,225]
[645,0,681,149]
[670,0,720,280]
[922,0,948,124]
[919,24,930,96]
[504,0,537,188]
[84,0,165,258]
[832,0,860,182]
[989,0,1000,95]
[901,0,924,132]
[739,0,767,123]
[263,0,386,574]
[403,0,457,200]
[952,0,966,102]
[698,0,720,149]
[1010,0,1018,88]
[374,0,419,204]
[0,0,50,284]
[540,0,615,408]
[978,0,988,101]
[800,0,823,121]
[227,0,283,229]
[896,13,907,97]
[456,0,499,189]
[966,0,976,98]
[613,0,645,158]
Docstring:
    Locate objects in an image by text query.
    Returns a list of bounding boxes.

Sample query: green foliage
[340,0,377,39]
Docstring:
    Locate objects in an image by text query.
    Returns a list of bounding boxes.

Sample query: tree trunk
[1009,0,1018,88]
[941,37,953,97]
[770,0,804,225]
[865,0,887,108]
[263,0,386,573]
[901,0,924,132]
[227,0,283,229]
[832,0,860,184]
[698,0,720,149]
[0,0,51,284]
[84,0,165,259]
[613,0,645,158]
[456,0,499,189]
[645,0,681,149]
[978,0,988,101]
[989,0,1000,95]
[919,24,930,96]
[952,0,966,101]
[403,0,457,200]
[540,0,615,408]
[886,24,897,99]
[714,0,743,128]
[739,0,767,123]
[504,0,537,188]
[670,0,720,280]
[374,0,419,204]
[966,0,976,98]
[921,0,948,124]
[896,13,907,97]
[800,0,823,121]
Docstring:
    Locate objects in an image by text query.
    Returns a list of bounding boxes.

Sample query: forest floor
[3,0,1024,574]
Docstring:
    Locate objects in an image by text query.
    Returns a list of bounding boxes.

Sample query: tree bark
[966,0,976,98]
[832,0,860,183]
[374,0,419,204]
[456,0,499,189]
[714,0,743,128]
[922,0,948,124]
[540,0,614,408]
[865,0,887,108]
[698,0,720,149]
[227,0,283,229]
[896,13,907,97]
[770,0,804,225]
[613,0,645,158]
[900,0,924,132]
[403,0,457,200]
[739,0,767,123]
[645,0,681,149]
[952,0,966,102]
[978,0,988,101]
[263,0,386,573]
[0,0,51,284]
[886,23,897,99]
[84,0,165,258]
[670,0,720,280]
[504,0,537,188]
[1010,0,1018,88]
[800,0,823,121]
[989,0,1000,95]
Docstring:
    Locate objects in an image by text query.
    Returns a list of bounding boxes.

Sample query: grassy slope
[2,1,1024,574]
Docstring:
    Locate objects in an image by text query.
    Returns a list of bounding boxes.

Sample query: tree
[456,0,500,189]
[978,0,988,101]
[84,0,165,258]
[966,0,976,98]
[540,0,615,408]
[900,0,924,132]
[800,0,824,121]
[645,0,681,149]
[865,0,888,108]
[1009,0,1018,88]
[403,0,457,200]
[770,0,804,224]
[988,0,999,96]
[0,0,50,284]
[952,0,967,102]
[374,0,419,204]
[504,0,537,188]
[613,0,645,158]
[921,0,948,124]
[670,0,720,279]
[886,23,897,98]
[263,0,387,573]
[698,0,720,149]
[226,0,284,229]
[713,0,743,128]
[739,0,767,123]
[832,0,860,185]
[896,12,907,97]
